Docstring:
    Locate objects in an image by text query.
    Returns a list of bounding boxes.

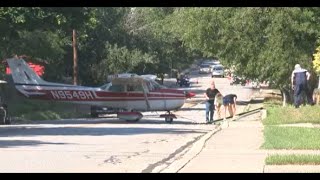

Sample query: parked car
[199,64,211,74]
[211,65,224,78]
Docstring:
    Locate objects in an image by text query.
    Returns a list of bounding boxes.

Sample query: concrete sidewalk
[170,101,320,173]
[178,113,266,173]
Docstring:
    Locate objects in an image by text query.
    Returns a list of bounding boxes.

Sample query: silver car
[211,65,224,78]
[199,64,211,74]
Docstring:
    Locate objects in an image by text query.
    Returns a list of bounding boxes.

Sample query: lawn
[262,126,320,149]
[262,105,320,125]
[265,154,320,165]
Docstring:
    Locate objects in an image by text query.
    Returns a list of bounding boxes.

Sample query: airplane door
[145,81,165,111]
[127,83,148,111]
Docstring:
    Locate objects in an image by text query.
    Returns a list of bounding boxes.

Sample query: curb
[160,126,222,173]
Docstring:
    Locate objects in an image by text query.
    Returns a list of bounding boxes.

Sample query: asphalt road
[0,70,254,172]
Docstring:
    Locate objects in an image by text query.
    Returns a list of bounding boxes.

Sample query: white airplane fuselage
[16,84,186,111]
[6,58,192,112]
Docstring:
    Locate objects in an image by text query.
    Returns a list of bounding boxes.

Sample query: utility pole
[73,29,78,85]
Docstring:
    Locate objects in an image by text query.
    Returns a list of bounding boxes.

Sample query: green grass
[262,126,320,150]
[265,154,320,165]
[263,105,320,125]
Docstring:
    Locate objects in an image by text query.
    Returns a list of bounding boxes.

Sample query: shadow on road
[0,140,69,148]
[15,117,204,125]
[0,125,206,137]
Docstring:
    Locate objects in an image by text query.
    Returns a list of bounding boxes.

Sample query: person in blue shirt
[291,64,314,108]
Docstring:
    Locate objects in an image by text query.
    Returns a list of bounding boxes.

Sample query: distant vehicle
[206,61,220,66]
[211,65,224,78]
[199,64,211,74]
[177,75,191,87]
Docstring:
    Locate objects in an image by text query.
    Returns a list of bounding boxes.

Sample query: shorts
[223,97,235,105]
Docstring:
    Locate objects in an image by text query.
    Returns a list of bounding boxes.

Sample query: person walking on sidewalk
[204,80,220,123]
[223,94,237,120]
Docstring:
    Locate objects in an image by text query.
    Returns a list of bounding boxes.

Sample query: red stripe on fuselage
[22,88,185,101]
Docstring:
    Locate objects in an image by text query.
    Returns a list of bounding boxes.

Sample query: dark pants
[294,83,313,107]
[205,101,215,122]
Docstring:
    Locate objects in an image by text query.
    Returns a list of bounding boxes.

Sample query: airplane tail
[6,58,47,85]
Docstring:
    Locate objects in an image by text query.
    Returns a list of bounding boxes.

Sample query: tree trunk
[73,29,78,85]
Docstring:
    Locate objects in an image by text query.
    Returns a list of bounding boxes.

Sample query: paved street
[0,70,254,172]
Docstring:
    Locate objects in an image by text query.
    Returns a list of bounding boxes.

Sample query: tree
[313,45,320,88]
[168,7,320,105]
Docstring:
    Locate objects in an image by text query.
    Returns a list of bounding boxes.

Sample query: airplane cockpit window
[108,84,125,92]
[127,84,144,92]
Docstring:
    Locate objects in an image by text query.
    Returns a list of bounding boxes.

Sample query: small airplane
[6,58,195,123]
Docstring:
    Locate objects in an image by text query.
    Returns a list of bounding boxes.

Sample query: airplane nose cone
[185,91,196,98]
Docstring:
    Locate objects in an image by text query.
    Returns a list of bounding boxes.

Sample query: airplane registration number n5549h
[50,90,94,100]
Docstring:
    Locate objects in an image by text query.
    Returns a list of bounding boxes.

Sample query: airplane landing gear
[118,111,143,122]
[165,116,173,123]
[0,104,11,125]
[160,111,177,123]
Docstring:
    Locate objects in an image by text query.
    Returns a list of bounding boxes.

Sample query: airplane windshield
[146,79,163,91]
[100,83,112,90]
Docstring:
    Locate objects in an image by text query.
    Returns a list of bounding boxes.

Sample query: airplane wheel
[0,108,6,125]
[125,118,140,123]
[4,116,11,125]
[125,116,142,122]
[165,117,173,123]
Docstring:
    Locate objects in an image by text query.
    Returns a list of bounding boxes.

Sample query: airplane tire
[125,118,140,123]
[0,108,6,125]
[165,117,173,123]
[4,116,11,125]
